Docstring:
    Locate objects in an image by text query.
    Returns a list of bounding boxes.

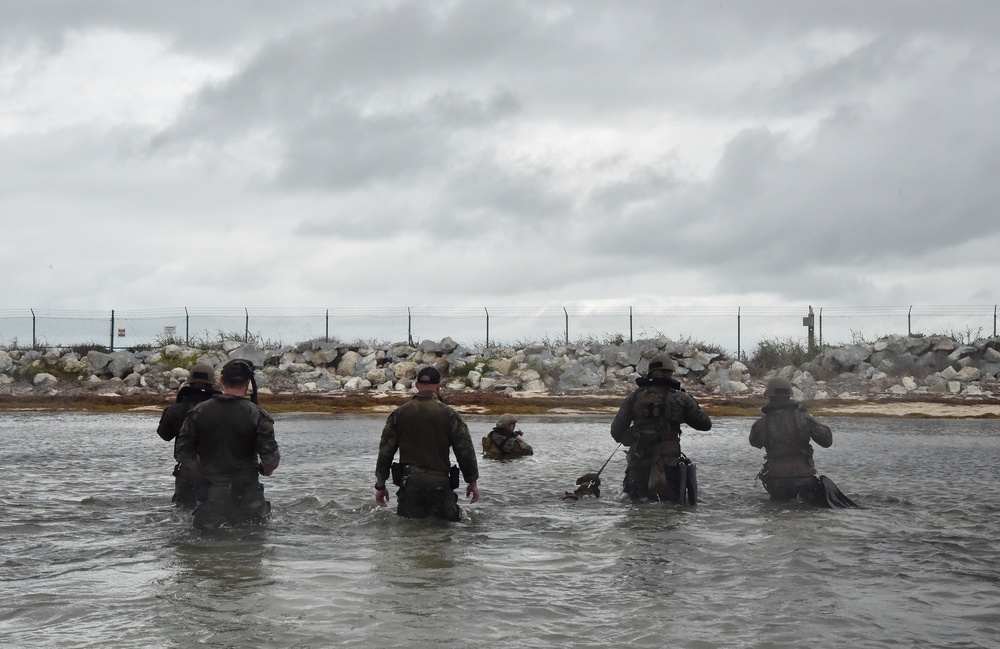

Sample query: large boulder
[33,372,58,387]
[162,344,185,359]
[336,351,361,376]
[819,344,871,372]
[107,351,137,379]
[417,338,459,355]
[228,344,267,369]
[310,347,339,366]
[557,362,604,389]
[86,351,113,375]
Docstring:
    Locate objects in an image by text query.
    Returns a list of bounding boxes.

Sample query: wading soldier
[157,363,220,506]
[749,377,855,507]
[610,354,712,503]
[175,359,280,529]
[375,367,479,521]
[482,413,534,459]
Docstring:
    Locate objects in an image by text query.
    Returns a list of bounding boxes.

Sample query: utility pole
[803,305,816,354]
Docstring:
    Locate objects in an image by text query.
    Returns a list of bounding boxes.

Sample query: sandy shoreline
[2,392,999,419]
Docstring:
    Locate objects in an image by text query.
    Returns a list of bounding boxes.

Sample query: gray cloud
[2,1,999,311]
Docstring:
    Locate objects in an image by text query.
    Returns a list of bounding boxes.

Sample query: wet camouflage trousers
[394,473,460,521]
[171,463,206,507]
[761,475,823,504]
[193,477,270,529]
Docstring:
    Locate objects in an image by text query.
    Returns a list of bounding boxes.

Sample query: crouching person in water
[157,363,220,506]
[749,377,832,505]
[482,413,534,459]
[610,354,712,503]
[374,367,479,521]
[175,359,280,530]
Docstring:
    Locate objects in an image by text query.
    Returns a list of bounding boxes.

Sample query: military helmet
[497,413,517,428]
[187,363,216,388]
[647,353,677,373]
[764,377,793,398]
[221,358,255,382]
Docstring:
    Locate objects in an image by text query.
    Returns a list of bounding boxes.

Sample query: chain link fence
[0,306,996,359]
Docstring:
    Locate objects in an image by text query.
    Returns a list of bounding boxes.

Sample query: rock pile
[1,333,999,401]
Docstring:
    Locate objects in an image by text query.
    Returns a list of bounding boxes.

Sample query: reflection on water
[1,412,998,648]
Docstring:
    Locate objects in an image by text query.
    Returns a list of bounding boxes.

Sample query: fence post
[244,308,249,342]
[110,310,115,351]
[994,305,997,338]
[563,307,569,344]
[407,308,413,346]
[803,306,816,354]
[737,307,741,360]
[819,307,823,348]
[30,308,36,348]
[325,309,329,342]
[908,306,912,336]
[484,307,489,347]
[629,306,633,343]
[185,307,190,345]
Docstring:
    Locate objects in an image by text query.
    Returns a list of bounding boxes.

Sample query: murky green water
[1,412,997,648]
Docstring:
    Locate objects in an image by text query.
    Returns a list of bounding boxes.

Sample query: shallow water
[1,412,997,649]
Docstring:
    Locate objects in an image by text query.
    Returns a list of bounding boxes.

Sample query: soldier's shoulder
[443,401,468,421]
[672,388,699,402]
[188,398,213,414]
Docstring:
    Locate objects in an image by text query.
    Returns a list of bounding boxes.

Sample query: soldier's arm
[804,414,833,448]
[174,409,199,469]
[448,412,480,484]
[610,393,637,444]
[156,406,181,442]
[749,417,766,449]
[683,395,713,431]
[375,412,400,485]
[254,407,280,475]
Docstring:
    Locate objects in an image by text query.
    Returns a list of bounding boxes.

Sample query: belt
[404,465,448,477]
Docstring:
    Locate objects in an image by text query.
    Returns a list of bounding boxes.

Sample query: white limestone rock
[337,351,361,376]
[955,366,981,382]
[33,373,58,387]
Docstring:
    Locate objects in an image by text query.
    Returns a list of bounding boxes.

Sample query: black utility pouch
[390,462,403,486]
[449,465,460,489]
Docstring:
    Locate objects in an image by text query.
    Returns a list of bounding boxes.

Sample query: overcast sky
[2,0,999,311]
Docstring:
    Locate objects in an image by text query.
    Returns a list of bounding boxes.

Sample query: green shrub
[18,360,90,383]
[449,359,481,378]
[748,337,812,372]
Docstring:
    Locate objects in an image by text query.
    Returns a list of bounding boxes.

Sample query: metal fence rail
[0,306,996,359]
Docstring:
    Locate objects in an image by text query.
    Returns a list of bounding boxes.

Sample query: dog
[562,472,602,500]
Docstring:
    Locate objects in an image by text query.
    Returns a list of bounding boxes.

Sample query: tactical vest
[630,386,683,453]
[759,408,815,476]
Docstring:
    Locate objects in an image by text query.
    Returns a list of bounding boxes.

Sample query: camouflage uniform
[482,427,534,460]
[157,384,219,505]
[749,397,832,503]
[376,392,479,521]
[175,394,280,529]
[610,377,712,501]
